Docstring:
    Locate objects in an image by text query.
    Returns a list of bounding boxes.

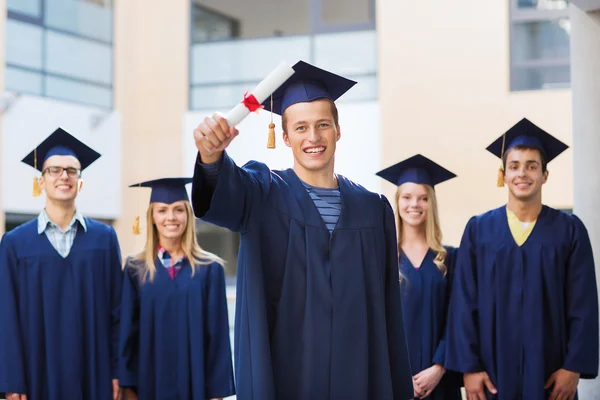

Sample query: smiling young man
[191,61,413,400]
[0,128,123,400]
[445,118,599,400]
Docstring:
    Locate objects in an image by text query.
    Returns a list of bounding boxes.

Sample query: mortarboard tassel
[497,131,506,187]
[267,94,276,149]
[32,148,42,197]
[132,216,141,235]
[132,182,141,235]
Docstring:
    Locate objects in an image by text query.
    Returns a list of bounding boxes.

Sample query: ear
[282,131,291,148]
[336,124,341,142]
[78,179,84,192]
[542,170,549,184]
[38,175,46,192]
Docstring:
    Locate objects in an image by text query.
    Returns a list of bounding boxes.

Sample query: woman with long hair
[118,178,235,400]
[377,155,461,400]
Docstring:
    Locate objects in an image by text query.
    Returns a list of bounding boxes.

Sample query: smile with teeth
[304,146,325,154]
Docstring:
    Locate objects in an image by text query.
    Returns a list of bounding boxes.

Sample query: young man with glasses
[0,128,123,400]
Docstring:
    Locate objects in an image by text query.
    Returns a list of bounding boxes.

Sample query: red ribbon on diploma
[242,91,264,112]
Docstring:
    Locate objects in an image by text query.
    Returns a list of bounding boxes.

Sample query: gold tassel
[32,148,41,197]
[267,122,276,149]
[132,216,141,235]
[497,130,506,188]
[33,177,42,197]
[267,94,276,149]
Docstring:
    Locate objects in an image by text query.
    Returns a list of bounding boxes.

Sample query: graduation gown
[118,258,235,400]
[192,152,413,400]
[0,218,122,400]
[445,205,599,399]
[400,247,462,400]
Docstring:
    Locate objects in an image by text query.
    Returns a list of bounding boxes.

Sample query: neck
[45,199,77,230]
[507,196,543,222]
[159,237,184,258]
[293,160,337,188]
[400,223,427,248]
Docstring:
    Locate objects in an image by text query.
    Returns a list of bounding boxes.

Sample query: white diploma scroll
[225,62,295,126]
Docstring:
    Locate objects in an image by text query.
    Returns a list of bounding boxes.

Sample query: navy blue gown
[445,206,599,399]
[0,218,122,399]
[118,258,235,400]
[400,246,462,400]
[191,152,413,400]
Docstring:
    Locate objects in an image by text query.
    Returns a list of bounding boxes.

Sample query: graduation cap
[376,154,457,188]
[261,61,357,148]
[128,177,193,235]
[487,118,569,187]
[21,127,101,197]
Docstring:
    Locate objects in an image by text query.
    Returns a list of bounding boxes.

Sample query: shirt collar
[37,208,87,234]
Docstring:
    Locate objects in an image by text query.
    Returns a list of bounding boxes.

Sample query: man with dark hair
[191,61,413,400]
[446,118,599,400]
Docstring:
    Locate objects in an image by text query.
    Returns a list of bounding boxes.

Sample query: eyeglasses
[43,166,81,178]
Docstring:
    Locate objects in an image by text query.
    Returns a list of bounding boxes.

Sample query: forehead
[43,155,81,168]
[399,182,428,196]
[505,147,543,162]
[153,200,188,208]
[283,99,334,122]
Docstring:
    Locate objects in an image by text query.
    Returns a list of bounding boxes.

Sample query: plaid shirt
[37,209,87,258]
[157,245,186,279]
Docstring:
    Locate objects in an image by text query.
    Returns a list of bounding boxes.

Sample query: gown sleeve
[445,217,484,373]
[381,196,414,399]
[0,234,27,394]
[562,215,599,378]
[433,246,457,366]
[191,151,272,233]
[204,263,236,398]
[117,262,140,388]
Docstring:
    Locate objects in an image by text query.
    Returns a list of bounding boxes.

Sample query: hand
[464,371,497,400]
[545,369,580,400]
[194,113,239,164]
[123,388,138,400]
[6,394,26,400]
[112,379,122,400]
[413,364,445,398]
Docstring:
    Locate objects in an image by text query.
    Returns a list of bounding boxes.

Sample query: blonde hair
[395,183,447,276]
[133,201,224,283]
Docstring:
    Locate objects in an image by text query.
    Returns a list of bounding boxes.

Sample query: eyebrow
[508,160,540,164]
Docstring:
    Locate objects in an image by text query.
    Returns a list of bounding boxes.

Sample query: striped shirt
[37,209,87,258]
[302,182,342,232]
[198,156,342,232]
[158,245,186,279]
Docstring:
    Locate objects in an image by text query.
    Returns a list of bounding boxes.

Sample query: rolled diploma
[225,62,295,127]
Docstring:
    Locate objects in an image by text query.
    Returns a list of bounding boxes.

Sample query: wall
[113,0,189,257]
[378,0,573,246]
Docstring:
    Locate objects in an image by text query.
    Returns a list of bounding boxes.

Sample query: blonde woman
[377,155,461,400]
[118,178,235,400]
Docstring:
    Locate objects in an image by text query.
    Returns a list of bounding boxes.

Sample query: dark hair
[281,98,339,133]
[502,145,547,173]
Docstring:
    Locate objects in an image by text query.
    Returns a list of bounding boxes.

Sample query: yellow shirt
[506,207,537,246]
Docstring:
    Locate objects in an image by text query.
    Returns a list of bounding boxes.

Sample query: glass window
[5,20,44,69]
[45,31,113,85]
[191,4,239,43]
[517,0,568,10]
[512,19,570,62]
[5,67,43,95]
[45,0,113,42]
[509,0,570,91]
[7,0,41,18]
[5,0,114,108]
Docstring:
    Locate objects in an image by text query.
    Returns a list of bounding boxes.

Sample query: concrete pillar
[113,0,189,257]
[570,5,600,399]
